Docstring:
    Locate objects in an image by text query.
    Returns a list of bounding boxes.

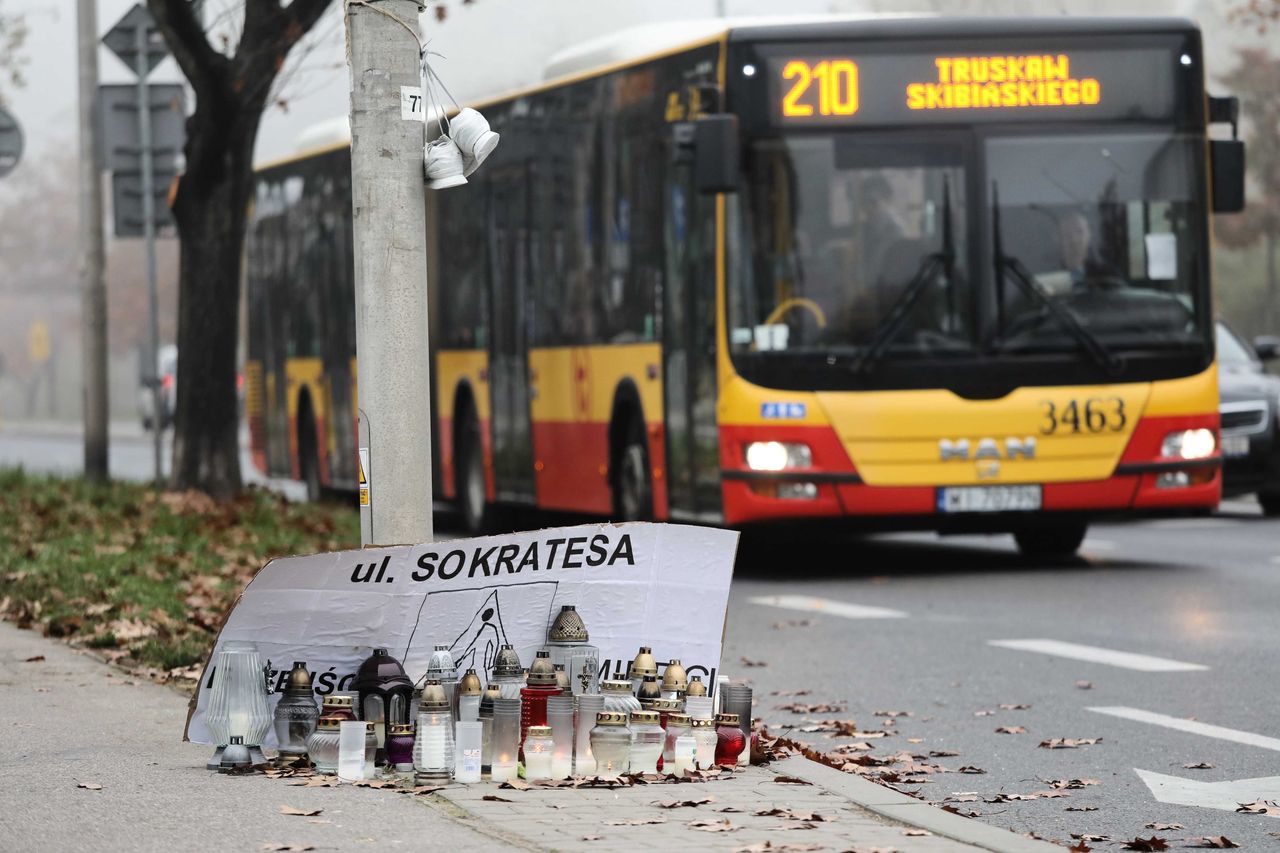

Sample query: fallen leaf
[1039,738,1102,749]
[1237,799,1280,816]
[605,817,666,826]
[482,795,513,802]
[278,806,322,817]
[941,805,982,818]
[499,779,531,791]
[1065,806,1099,812]
[929,749,959,757]
[656,797,715,809]
[998,703,1031,710]
[260,845,315,852]
[1046,778,1100,789]
[753,808,830,822]
[974,710,995,717]
[1075,681,1093,690]
[1073,834,1112,843]
[23,655,44,662]
[1144,823,1182,830]
[773,775,813,785]
[581,837,602,842]
[1069,844,1092,853]
[1186,837,1238,849]
[1121,837,1169,852]
[733,844,824,853]
[688,818,738,832]
[770,690,812,697]
[770,619,816,630]
[995,726,1027,734]
[957,766,986,774]
[776,702,847,714]
[1183,762,1215,769]
[874,710,912,718]
[77,782,103,790]
[907,738,924,744]
[902,829,931,836]
[740,657,768,668]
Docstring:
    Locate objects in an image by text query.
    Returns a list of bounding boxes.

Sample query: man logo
[938,437,1037,461]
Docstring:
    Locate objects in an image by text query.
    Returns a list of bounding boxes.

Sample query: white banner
[185,522,738,744]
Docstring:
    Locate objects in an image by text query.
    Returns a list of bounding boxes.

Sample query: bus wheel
[297,406,322,502]
[1013,522,1087,560]
[613,418,653,521]
[457,413,489,534]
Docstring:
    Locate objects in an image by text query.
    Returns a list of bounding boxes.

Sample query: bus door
[663,157,722,521]
[487,163,536,502]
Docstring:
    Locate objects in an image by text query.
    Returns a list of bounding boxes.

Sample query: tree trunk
[169,105,259,498]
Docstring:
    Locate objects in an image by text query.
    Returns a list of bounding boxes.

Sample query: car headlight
[744,441,812,471]
[1161,428,1216,460]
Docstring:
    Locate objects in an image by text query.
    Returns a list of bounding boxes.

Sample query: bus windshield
[731,125,1208,380]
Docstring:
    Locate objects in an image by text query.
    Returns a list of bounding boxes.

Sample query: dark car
[1218,322,1280,515]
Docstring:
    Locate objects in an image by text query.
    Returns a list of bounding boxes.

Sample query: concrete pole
[134,23,163,486]
[77,0,109,480]
[345,0,433,545]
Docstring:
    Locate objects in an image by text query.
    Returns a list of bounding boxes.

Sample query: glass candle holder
[601,679,641,721]
[490,698,521,782]
[546,695,575,779]
[673,734,697,774]
[455,721,482,783]
[520,651,562,750]
[307,716,342,774]
[338,720,367,781]
[320,695,357,722]
[684,695,713,722]
[489,644,524,701]
[628,710,664,775]
[458,668,482,722]
[205,641,272,769]
[424,644,459,719]
[273,661,319,757]
[722,683,753,764]
[715,712,745,767]
[546,605,601,696]
[660,659,687,700]
[413,711,454,783]
[692,718,717,769]
[524,726,554,780]
[664,712,693,765]
[628,647,657,696]
[386,723,415,773]
[363,722,378,777]
[590,711,631,779]
[574,694,604,776]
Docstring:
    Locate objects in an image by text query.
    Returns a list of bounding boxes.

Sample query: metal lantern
[354,647,414,760]
[272,661,319,757]
[545,605,600,696]
[204,640,272,769]
[489,643,524,700]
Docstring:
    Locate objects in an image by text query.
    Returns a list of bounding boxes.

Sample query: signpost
[102,3,175,485]
[0,107,22,178]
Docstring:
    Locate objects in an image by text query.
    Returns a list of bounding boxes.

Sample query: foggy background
[0,0,1271,425]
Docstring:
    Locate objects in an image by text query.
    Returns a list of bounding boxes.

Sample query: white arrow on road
[1135,768,1280,812]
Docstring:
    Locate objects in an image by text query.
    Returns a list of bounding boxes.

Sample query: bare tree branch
[147,0,231,95]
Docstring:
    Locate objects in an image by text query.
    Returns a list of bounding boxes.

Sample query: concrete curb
[774,756,1061,853]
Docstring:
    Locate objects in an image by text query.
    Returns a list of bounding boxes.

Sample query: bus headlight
[1160,428,1216,460]
[744,441,812,471]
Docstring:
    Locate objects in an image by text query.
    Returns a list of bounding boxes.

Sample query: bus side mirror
[1253,335,1280,361]
[694,114,739,195]
[1210,139,1245,214]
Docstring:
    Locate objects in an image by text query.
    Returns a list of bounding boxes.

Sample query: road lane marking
[1135,768,1280,812]
[1081,538,1116,552]
[1089,707,1280,751]
[749,595,906,620]
[988,639,1208,672]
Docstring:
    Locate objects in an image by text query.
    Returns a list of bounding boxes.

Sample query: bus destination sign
[766,46,1176,126]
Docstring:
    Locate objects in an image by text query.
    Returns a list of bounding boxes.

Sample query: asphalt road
[6,425,1280,847]
[723,504,1280,850]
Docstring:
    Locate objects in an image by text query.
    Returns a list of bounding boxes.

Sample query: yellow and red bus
[244,15,1244,556]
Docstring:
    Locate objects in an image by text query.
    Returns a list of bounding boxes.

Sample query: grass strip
[0,469,358,681]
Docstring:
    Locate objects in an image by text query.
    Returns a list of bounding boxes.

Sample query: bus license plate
[938,485,1042,513]
[1222,435,1249,458]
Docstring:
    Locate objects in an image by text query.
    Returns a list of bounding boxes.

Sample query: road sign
[99,84,185,173]
[28,322,50,366]
[0,107,22,178]
[102,4,169,78]
[111,169,176,238]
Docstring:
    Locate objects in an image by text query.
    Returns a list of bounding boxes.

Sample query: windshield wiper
[990,181,1123,375]
[850,179,957,375]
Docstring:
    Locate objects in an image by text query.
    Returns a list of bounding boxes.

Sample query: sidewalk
[0,620,1055,852]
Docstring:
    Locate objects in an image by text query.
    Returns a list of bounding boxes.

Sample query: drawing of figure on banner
[397,581,560,681]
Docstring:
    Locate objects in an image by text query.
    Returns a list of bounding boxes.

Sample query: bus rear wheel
[1013,522,1088,559]
[457,413,489,534]
[612,418,653,522]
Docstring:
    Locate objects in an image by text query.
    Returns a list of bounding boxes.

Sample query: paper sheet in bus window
[1144,233,1177,280]
[754,324,789,351]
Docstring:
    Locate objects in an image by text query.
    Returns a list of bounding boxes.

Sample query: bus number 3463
[1039,398,1127,434]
